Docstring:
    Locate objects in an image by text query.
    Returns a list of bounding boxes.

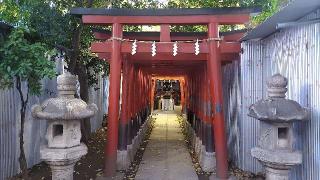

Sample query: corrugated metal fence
[0,75,107,180]
[223,8,320,180]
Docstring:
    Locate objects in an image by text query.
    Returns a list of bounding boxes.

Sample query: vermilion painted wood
[128,63,133,118]
[85,8,251,178]
[201,67,205,121]
[82,14,250,25]
[91,41,240,54]
[92,41,208,53]
[180,79,186,113]
[127,53,208,61]
[204,69,210,123]
[104,23,123,177]
[207,23,228,179]
[197,70,202,119]
[97,53,204,61]
[132,65,136,114]
[219,42,241,53]
[222,32,244,42]
[160,25,171,42]
[201,68,205,145]
[93,31,244,42]
[120,59,129,137]
[149,72,188,76]
[139,64,204,70]
[118,58,128,150]
[151,79,155,111]
[145,69,190,73]
[93,31,207,41]
[98,53,239,62]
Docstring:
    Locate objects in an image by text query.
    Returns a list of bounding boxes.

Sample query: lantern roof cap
[248,74,309,122]
[32,73,97,120]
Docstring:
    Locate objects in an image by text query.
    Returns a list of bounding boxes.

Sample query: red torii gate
[71,7,259,179]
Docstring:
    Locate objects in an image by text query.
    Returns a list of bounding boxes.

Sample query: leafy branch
[0,27,56,179]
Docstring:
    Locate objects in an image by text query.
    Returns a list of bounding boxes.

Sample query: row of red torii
[71,7,259,179]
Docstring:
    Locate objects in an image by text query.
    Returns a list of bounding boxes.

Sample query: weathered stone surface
[121,117,151,168]
[32,73,97,180]
[40,143,87,162]
[248,98,309,122]
[248,74,309,122]
[32,73,97,121]
[265,167,290,180]
[201,150,216,172]
[266,73,288,98]
[257,122,294,150]
[41,144,87,180]
[31,98,97,120]
[46,120,81,148]
[117,150,130,170]
[251,147,302,166]
[249,74,309,180]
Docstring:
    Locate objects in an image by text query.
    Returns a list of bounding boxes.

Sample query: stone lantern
[248,74,309,180]
[32,73,97,180]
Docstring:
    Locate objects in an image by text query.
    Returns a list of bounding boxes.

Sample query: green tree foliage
[249,0,284,25]
[0,0,109,86]
[166,0,282,31]
[0,28,56,94]
[25,1,109,86]
[0,0,30,26]
[0,27,56,179]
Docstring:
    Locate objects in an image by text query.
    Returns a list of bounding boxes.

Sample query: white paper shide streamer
[131,39,137,55]
[151,41,156,56]
[173,41,178,56]
[195,39,200,55]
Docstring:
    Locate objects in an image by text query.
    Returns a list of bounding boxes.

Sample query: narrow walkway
[135,108,198,180]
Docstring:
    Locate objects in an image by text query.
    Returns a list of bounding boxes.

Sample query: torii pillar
[105,23,123,177]
[208,23,228,179]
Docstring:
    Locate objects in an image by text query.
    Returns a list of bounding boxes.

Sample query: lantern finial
[267,73,288,98]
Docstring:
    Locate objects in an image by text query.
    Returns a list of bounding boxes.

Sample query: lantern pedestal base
[251,147,302,180]
[265,167,290,180]
[40,143,87,180]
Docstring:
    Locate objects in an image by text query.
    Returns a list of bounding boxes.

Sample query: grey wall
[0,75,107,180]
[223,8,320,180]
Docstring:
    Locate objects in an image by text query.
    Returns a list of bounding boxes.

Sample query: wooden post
[160,24,171,42]
[180,78,185,113]
[105,23,123,177]
[119,59,129,151]
[151,79,155,112]
[127,62,133,147]
[207,22,228,179]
